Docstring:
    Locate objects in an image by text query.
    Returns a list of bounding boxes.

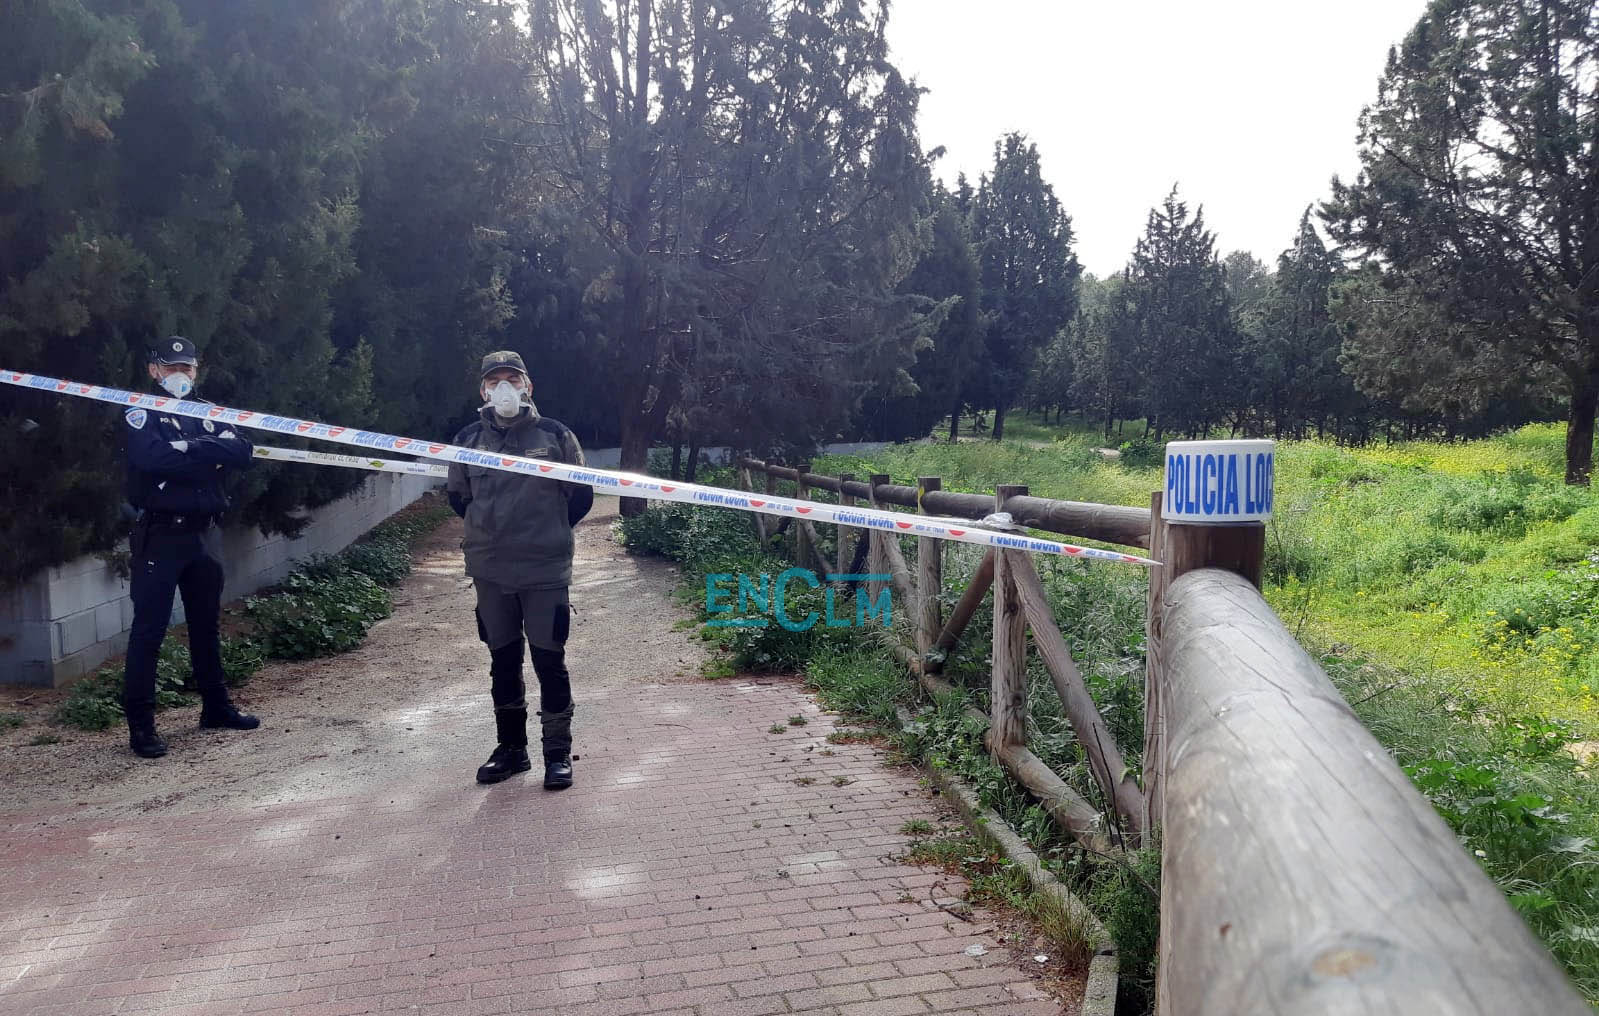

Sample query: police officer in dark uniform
[122,337,260,759]
[447,351,593,789]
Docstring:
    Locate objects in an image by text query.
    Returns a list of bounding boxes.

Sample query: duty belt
[139,511,216,532]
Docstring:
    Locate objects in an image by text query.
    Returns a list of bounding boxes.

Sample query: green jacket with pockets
[446,405,591,591]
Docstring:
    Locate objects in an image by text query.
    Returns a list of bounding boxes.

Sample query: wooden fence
[735,458,1592,1016]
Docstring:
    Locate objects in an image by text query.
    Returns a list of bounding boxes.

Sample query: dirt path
[0,499,1078,1014]
[0,498,707,821]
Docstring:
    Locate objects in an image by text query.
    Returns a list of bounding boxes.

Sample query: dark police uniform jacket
[124,399,255,519]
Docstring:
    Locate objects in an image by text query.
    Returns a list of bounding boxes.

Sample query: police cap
[151,336,199,366]
[479,350,528,380]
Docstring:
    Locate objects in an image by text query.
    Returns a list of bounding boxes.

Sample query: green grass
[1323,648,1599,991]
[822,418,1599,735]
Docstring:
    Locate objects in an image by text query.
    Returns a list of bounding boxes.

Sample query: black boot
[539,704,574,790]
[129,724,168,759]
[476,707,530,784]
[476,744,531,784]
[199,701,260,730]
[125,703,167,758]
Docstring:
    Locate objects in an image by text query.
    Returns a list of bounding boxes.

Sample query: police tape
[1,369,1159,566]
[253,444,449,477]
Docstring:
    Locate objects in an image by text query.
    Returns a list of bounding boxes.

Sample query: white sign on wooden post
[1162,440,1274,524]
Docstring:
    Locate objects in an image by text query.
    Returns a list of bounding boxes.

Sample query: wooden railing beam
[1010,552,1145,844]
[926,550,995,672]
[1157,568,1591,1015]
[737,458,1152,549]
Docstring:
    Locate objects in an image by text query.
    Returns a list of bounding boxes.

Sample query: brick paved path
[0,505,1064,1016]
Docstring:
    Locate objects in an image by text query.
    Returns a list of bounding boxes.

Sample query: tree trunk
[685,434,701,483]
[948,397,961,443]
[1565,363,1599,486]
[618,417,652,516]
[669,440,682,481]
[992,401,1008,442]
[613,3,658,518]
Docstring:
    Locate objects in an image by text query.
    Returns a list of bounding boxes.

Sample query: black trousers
[489,643,573,717]
[475,581,572,717]
[122,522,228,727]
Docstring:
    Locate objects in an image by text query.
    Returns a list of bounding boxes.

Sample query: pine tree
[1125,187,1235,439]
[1330,263,1552,437]
[856,191,981,441]
[527,0,931,509]
[1068,273,1141,439]
[1323,0,1599,482]
[968,133,1079,441]
[1248,210,1363,439]
[0,0,529,585]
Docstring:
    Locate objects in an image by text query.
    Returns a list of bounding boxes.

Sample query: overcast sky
[884,0,1432,277]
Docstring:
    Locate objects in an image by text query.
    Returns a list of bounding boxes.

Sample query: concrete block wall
[0,472,441,688]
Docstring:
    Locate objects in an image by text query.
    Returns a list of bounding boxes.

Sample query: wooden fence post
[739,465,768,545]
[794,460,829,579]
[763,469,778,549]
[1145,489,1265,835]
[1146,483,1267,1010]
[917,476,943,657]
[793,461,811,570]
[867,473,890,606]
[990,484,1029,751]
[836,473,856,586]
[1143,490,1168,836]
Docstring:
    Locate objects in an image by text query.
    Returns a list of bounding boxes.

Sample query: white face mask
[160,372,194,399]
[487,379,523,418]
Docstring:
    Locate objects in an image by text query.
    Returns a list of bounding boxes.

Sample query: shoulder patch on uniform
[125,409,147,430]
[203,419,215,433]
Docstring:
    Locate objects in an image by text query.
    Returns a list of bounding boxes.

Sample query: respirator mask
[159,372,194,399]
[485,377,527,419]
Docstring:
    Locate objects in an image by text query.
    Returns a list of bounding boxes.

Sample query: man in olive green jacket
[447,351,593,789]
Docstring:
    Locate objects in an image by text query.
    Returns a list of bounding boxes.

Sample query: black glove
[566,484,594,527]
